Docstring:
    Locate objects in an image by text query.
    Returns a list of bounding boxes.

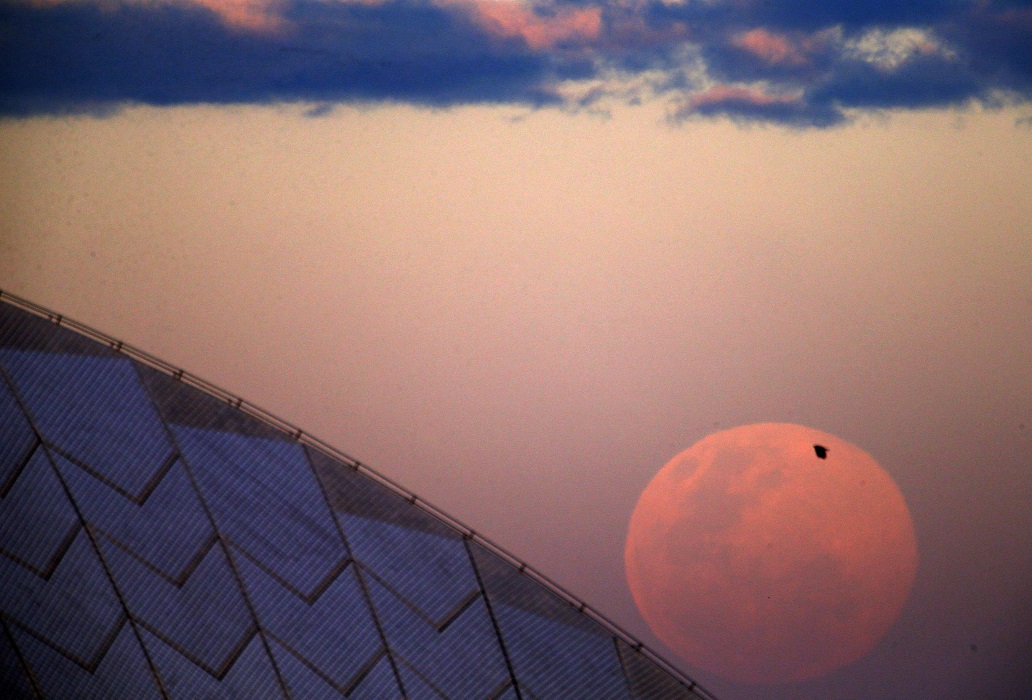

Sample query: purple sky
[2,2,1032,697]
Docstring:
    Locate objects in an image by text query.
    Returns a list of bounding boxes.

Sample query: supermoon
[625,423,918,684]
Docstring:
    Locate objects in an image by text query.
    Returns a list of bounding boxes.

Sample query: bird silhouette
[814,444,828,459]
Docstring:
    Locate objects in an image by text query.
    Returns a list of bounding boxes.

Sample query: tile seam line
[0,287,718,700]
[131,365,293,698]
[300,442,408,695]
[1,615,44,697]
[463,537,523,700]
[0,363,171,699]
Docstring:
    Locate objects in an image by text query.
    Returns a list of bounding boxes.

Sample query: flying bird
[814,445,828,459]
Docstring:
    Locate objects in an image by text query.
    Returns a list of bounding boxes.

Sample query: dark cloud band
[1,0,1029,126]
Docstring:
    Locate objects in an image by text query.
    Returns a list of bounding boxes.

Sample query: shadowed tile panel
[471,542,630,700]
[136,362,290,441]
[0,350,174,499]
[0,530,124,665]
[308,448,459,537]
[0,448,80,576]
[367,576,509,699]
[12,623,159,699]
[142,628,285,699]
[56,455,214,582]
[343,515,482,625]
[0,377,36,496]
[171,426,347,598]
[345,654,403,700]
[236,553,383,691]
[99,537,254,674]
[616,638,707,700]
[396,660,446,700]
[0,623,35,699]
[0,303,108,358]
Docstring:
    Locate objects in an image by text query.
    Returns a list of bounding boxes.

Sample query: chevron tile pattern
[0,296,714,699]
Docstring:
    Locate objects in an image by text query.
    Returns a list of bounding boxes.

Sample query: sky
[1,0,1031,698]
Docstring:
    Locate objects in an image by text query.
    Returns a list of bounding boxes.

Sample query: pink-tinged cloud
[25,0,283,30]
[188,0,606,47]
[672,84,837,126]
[688,85,800,109]
[187,0,282,30]
[459,1,603,50]
[732,29,808,66]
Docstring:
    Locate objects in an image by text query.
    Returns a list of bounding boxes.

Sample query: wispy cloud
[1,0,1030,125]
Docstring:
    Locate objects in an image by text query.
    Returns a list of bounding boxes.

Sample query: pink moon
[625,423,918,684]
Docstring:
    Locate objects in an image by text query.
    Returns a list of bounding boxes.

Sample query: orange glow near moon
[625,423,918,684]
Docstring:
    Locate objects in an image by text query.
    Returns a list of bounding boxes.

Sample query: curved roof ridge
[0,287,718,700]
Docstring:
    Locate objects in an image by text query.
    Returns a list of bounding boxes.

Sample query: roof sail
[0,290,716,699]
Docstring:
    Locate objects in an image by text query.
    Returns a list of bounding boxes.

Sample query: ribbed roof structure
[0,292,716,699]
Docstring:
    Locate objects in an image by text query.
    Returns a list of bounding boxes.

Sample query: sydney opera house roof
[0,291,715,699]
